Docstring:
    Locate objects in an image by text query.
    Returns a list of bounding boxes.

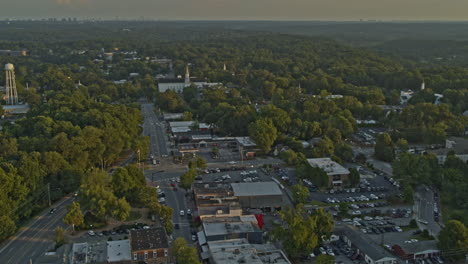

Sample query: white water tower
[5,63,18,105]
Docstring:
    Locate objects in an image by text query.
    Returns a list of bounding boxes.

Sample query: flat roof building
[193,183,242,217]
[307,158,350,188]
[202,215,263,244]
[208,239,291,264]
[107,240,131,264]
[230,182,287,210]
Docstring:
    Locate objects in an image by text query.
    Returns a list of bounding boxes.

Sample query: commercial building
[193,183,242,217]
[202,215,263,244]
[71,242,107,264]
[230,182,286,210]
[429,137,468,164]
[307,158,350,188]
[392,240,440,261]
[130,228,170,264]
[207,239,291,264]
[338,227,397,264]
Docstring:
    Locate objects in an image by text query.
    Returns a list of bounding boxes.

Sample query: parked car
[180,210,185,216]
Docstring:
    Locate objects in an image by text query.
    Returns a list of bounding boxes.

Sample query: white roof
[171,127,191,133]
[107,240,131,262]
[231,182,282,197]
[307,158,350,175]
[235,137,256,147]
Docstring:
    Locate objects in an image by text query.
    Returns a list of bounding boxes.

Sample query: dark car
[175,223,180,229]
[49,208,57,214]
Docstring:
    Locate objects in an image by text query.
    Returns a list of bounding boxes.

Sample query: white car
[158,197,166,203]
[88,230,95,236]
[192,235,197,241]
[180,210,185,216]
[327,249,335,256]
[187,209,192,215]
[319,247,326,255]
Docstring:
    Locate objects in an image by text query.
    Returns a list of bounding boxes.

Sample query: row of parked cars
[349,201,389,209]
[328,186,389,195]
[325,193,385,203]
[201,166,253,174]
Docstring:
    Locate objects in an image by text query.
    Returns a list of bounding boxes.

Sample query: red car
[170,183,176,187]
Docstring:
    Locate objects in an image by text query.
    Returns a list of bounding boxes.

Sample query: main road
[140,102,192,243]
[0,196,74,264]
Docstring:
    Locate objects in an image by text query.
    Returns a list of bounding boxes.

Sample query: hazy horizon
[1,0,468,21]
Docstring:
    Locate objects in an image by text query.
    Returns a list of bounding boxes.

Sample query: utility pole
[47,183,51,207]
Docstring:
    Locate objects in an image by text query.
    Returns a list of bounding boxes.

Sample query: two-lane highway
[0,196,74,264]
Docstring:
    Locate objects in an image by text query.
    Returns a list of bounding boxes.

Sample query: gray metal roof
[339,226,396,262]
[231,182,282,197]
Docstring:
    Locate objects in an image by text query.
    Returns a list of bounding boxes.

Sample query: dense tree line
[393,153,468,225]
[0,89,147,240]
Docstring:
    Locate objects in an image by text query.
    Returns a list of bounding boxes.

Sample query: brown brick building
[130,228,170,264]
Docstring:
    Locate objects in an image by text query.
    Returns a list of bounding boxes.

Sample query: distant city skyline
[1,0,468,21]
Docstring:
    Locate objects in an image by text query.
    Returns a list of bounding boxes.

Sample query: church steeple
[184,65,190,85]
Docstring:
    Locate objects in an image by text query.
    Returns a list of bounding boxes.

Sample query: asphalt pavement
[0,196,74,264]
[141,102,169,158]
[414,186,441,237]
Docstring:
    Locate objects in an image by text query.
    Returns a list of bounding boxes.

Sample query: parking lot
[196,167,272,183]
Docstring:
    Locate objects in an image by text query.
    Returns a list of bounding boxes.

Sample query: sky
[1,0,468,21]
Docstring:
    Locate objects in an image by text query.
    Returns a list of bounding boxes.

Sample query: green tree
[315,254,335,264]
[296,164,329,188]
[335,143,354,162]
[291,184,310,204]
[54,227,65,246]
[315,137,335,157]
[248,119,277,153]
[196,156,207,169]
[80,168,130,221]
[260,104,291,133]
[182,111,193,121]
[272,205,334,258]
[180,169,197,190]
[338,203,349,218]
[402,184,414,203]
[396,138,409,152]
[348,168,360,187]
[134,136,150,161]
[374,133,395,162]
[438,220,468,261]
[64,202,84,233]
[172,238,201,264]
